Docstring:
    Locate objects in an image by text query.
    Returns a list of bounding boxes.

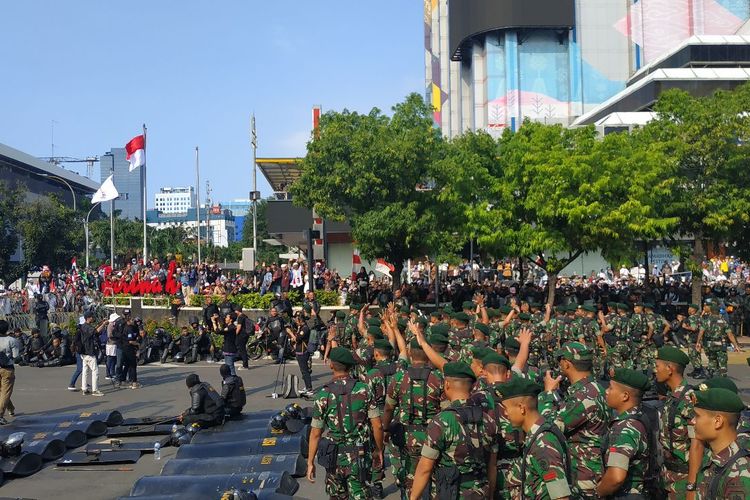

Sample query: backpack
[521,423,574,500]
[707,448,750,498]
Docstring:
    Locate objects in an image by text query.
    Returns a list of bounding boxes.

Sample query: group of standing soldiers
[306,297,750,499]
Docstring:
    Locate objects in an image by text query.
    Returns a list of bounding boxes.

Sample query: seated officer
[219,364,246,419]
[180,373,225,428]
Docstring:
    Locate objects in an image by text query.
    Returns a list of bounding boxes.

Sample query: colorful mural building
[426,0,750,137]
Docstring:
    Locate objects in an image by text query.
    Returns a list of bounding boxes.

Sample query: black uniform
[120,324,139,384]
[184,382,224,427]
[221,374,246,418]
[293,322,312,391]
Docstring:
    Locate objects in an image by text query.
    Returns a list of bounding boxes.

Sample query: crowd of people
[305,296,750,499]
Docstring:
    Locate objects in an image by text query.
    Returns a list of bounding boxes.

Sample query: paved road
[1,350,749,500]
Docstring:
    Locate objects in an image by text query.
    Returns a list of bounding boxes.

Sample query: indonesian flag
[352,248,361,280]
[71,257,77,270]
[92,175,119,203]
[71,257,79,279]
[125,134,146,172]
[375,258,395,276]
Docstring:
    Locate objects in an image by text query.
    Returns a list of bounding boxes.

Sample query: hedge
[187,290,341,308]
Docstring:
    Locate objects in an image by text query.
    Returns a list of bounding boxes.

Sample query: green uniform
[421,399,498,499]
[686,314,704,370]
[538,375,608,496]
[506,416,573,500]
[603,407,649,497]
[702,314,731,377]
[628,313,653,372]
[696,440,750,499]
[312,376,381,500]
[658,379,696,497]
[366,359,398,487]
[385,362,444,493]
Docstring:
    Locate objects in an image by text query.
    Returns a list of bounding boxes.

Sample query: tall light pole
[251,115,258,254]
[195,147,201,266]
[84,203,101,269]
[41,174,76,211]
[102,152,115,269]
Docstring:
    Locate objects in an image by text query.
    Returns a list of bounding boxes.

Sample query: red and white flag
[352,248,362,280]
[125,134,146,172]
[375,258,395,276]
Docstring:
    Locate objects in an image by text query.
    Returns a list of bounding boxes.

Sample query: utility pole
[205,180,212,252]
[195,147,201,266]
[251,115,258,254]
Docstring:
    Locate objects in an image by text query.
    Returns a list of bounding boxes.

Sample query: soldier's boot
[371,482,384,499]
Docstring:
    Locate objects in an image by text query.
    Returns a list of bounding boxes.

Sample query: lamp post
[40,174,76,211]
[84,203,101,269]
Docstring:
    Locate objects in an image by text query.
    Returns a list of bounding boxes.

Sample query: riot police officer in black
[219,364,246,419]
[181,373,225,428]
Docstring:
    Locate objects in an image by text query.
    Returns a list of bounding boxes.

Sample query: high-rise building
[100,147,145,220]
[155,187,196,215]
[426,0,750,138]
[217,199,251,241]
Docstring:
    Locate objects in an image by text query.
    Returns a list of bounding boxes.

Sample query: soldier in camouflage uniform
[628,303,654,373]
[342,304,362,349]
[597,368,652,497]
[578,305,607,379]
[448,312,474,350]
[365,339,398,498]
[517,313,546,370]
[693,388,750,499]
[697,304,744,377]
[539,342,608,498]
[654,346,703,499]
[308,347,384,500]
[500,376,573,500]
[410,362,498,500]
[694,376,750,449]
[383,339,444,497]
[683,303,706,378]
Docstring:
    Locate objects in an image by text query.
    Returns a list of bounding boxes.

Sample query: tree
[0,182,24,285]
[467,122,675,305]
[644,84,750,303]
[290,93,452,287]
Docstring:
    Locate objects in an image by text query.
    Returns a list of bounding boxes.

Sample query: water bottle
[153,442,161,460]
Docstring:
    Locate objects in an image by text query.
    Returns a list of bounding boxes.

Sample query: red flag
[125,134,146,172]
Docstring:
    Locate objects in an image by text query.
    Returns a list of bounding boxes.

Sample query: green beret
[698,377,739,394]
[529,302,542,309]
[417,317,429,327]
[397,318,408,330]
[504,337,521,352]
[430,312,441,319]
[555,341,593,361]
[688,303,700,310]
[487,308,500,318]
[582,304,596,313]
[499,306,512,314]
[710,303,720,312]
[443,305,454,313]
[472,347,492,360]
[400,306,410,314]
[518,313,531,321]
[634,302,644,308]
[474,323,490,336]
[428,334,449,346]
[329,347,356,366]
[657,346,690,367]
[373,339,393,351]
[367,326,383,337]
[350,303,362,310]
[453,312,470,323]
[611,368,650,392]
[443,362,476,382]
[482,352,511,369]
[410,339,423,350]
[462,301,475,310]
[694,388,746,413]
[497,376,542,400]
[643,303,655,309]
[366,317,382,327]
[430,323,449,336]
[619,303,631,312]
[566,304,578,312]
[607,302,618,309]
[335,310,347,319]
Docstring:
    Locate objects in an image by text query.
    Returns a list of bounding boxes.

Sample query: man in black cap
[180,373,224,428]
[75,311,107,396]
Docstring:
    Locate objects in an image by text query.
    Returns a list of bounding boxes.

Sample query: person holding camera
[75,311,107,396]
[289,313,313,397]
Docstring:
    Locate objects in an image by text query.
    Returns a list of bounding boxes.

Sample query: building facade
[100,147,145,220]
[217,199,251,241]
[146,207,236,248]
[426,0,750,137]
[154,187,196,215]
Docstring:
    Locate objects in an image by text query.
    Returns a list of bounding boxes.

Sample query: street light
[102,153,115,268]
[84,203,101,269]
[40,174,76,211]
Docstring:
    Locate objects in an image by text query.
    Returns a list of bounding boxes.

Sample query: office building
[100,147,144,220]
[154,187,196,215]
[146,206,236,248]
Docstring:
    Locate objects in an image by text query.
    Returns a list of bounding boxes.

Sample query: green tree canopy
[0,182,24,284]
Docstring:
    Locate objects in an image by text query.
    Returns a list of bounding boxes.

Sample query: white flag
[92,175,119,203]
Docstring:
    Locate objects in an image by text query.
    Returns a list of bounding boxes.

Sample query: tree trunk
[518,257,524,283]
[546,272,558,307]
[643,240,650,284]
[392,260,404,290]
[691,236,704,305]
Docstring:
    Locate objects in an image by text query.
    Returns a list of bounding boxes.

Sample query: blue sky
[0,1,424,203]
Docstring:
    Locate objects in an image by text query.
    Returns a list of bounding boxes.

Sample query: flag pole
[251,114,257,255]
[195,146,201,266]
[142,124,148,265]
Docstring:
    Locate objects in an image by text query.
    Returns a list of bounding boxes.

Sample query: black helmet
[270,412,287,431]
[170,425,191,447]
[134,317,143,324]
[284,403,303,420]
[189,316,199,325]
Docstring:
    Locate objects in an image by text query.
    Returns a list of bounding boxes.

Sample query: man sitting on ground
[180,373,225,428]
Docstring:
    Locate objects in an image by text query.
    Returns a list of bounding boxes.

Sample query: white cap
[79,316,86,325]
[108,313,120,322]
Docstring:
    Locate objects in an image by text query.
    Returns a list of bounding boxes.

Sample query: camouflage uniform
[696,440,750,499]
[520,321,545,370]
[628,312,652,372]
[658,379,696,498]
[449,327,473,350]
[366,359,398,487]
[579,318,604,378]
[421,399,498,499]
[312,377,381,500]
[385,363,444,493]
[738,412,750,450]
[686,314,704,371]
[613,312,632,370]
[337,313,358,349]
[506,416,572,500]
[702,314,730,377]
[538,375,608,497]
[603,407,649,497]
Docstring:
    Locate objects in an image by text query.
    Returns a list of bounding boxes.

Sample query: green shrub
[172,290,340,309]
